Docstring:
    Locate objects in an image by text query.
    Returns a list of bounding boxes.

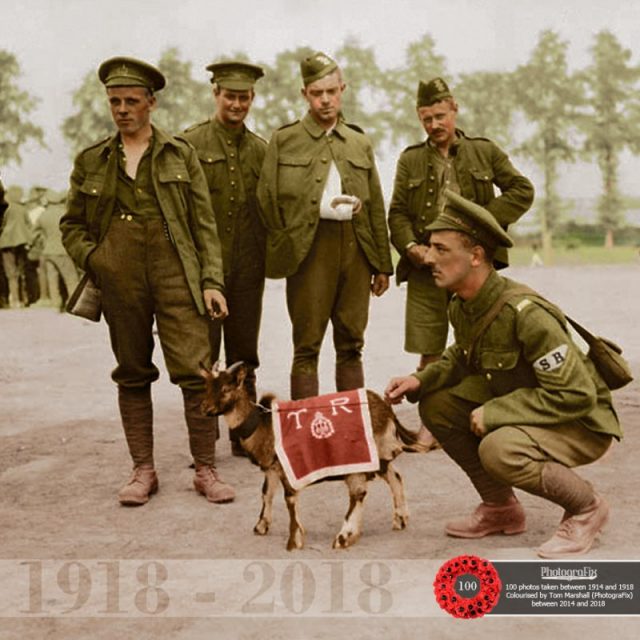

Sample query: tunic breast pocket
[344,155,372,198]
[479,349,532,394]
[79,174,105,228]
[197,153,226,194]
[406,175,427,215]
[470,168,495,204]
[158,165,192,212]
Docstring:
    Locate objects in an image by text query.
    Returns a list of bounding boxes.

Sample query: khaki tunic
[388,130,534,355]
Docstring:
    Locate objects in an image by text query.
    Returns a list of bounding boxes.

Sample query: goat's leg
[283,482,305,550]
[380,461,409,530]
[254,466,279,536]
[333,473,368,549]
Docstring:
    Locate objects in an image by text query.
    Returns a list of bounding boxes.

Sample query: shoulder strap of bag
[466,284,538,366]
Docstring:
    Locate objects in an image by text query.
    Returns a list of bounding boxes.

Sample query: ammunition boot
[118,465,158,506]
[537,494,609,558]
[194,465,235,503]
[445,495,526,538]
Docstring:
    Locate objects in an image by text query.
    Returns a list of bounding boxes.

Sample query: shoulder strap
[466,284,536,366]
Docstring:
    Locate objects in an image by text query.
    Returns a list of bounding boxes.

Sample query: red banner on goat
[272,389,379,490]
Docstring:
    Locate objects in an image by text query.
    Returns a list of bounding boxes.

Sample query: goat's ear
[199,361,213,381]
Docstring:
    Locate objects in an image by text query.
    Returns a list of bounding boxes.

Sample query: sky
[3,0,640,201]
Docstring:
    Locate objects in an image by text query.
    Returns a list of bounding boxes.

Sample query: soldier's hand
[204,289,229,320]
[330,195,361,214]
[406,243,429,269]
[469,406,487,437]
[371,273,389,297]
[384,376,420,404]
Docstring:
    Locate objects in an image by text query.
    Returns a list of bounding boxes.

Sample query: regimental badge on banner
[272,389,379,490]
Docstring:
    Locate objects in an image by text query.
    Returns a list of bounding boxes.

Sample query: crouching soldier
[385,191,622,558]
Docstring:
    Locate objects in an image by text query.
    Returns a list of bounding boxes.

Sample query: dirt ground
[1,263,639,639]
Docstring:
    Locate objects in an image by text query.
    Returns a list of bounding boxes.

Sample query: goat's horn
[226,361,245,375]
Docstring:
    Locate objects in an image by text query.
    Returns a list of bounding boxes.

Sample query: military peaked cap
[417,76,452,107]
[98,56,166,92]
[206,60,264,89]
[425,190,513,249]
[300,51,338,86]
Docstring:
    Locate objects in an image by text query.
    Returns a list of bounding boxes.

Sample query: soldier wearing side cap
[61,56,235,506]
[183,61,267,457]
[385,190,621,559]
[257,52,393,400]
[388,77,534,446]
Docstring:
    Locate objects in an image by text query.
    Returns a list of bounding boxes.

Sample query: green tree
[335,38,386,145]
[61,69,111,155]
[386,34,448,147]
[454,71,516,148]
[0,50,45,165]
[153,47,211,133]
[62,47,212,156]
[578,30,640,247]
[253,46,314,138]
[512,30,584,261]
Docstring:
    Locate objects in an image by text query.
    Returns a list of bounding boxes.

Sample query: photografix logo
[540,566,598,581]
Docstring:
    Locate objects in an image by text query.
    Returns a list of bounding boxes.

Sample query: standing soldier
[257,52,393,400]
[0,185,32,308]
[388,77,534,444]
[61,56,234,506]
[0,177,8,228]
[183,61,266,457]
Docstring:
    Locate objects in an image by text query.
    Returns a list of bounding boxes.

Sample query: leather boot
[335,363,365,391]
[118,465,158,506]
[193,465,235,503]
[290,373,319,400]
[445,495,526,538]
[182,388,218,467]
[118,385,154,467]
[536,463,609,558]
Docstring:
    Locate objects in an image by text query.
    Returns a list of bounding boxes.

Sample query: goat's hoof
[286,537,304,551]
[332,531,359,549]
[254,521,270,535]
[392,513,409,530]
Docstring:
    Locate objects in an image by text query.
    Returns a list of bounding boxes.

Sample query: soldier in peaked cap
[183,60,267,457]
[61,56,235,507]
[388,75,534,448]
[257,51,393,400]
[385,191,621,559]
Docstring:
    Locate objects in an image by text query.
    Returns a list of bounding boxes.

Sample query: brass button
[311,198,318,204]
[230,166,235,172]
[126,214,133,221]
[207,157,213,162]
[426,201,432,207]
[91,188,98,194]
[420,216,425,221]
[230,152,235,158]
[227,139,232,145]
[230,196,235,202]
[497,362,503,368]
[120,213,125,220]
[430,176,435,181]
[463,349,468,355]
[315,176,322,182]
[321,157,328,163]
[227,211,232,217]
[176,174,182,179]
[231,181,236,187]
[486,372,492,381]
[428,188,434,194]
[226,226,231,232]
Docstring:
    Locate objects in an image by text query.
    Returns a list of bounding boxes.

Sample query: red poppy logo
[434,555,501,619]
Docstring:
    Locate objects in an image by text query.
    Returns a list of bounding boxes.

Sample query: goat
[200,361,430,551]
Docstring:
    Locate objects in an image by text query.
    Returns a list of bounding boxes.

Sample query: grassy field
[508,245,640,266]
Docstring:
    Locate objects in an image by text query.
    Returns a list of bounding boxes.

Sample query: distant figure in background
[530,242,544,267]
[32,189,79,309]
[0,185,32,309]
[0,178,8,228]
[25,186,51,305]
